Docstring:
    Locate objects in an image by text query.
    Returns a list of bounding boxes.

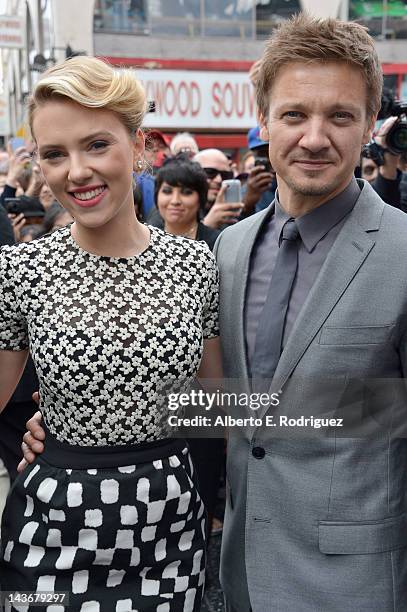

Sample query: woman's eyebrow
[39,131,115,153]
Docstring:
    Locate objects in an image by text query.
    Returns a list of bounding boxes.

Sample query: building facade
[1,0,407,148]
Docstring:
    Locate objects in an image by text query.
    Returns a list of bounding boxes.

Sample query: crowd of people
[0,101,405,251]
[0,11,407,612]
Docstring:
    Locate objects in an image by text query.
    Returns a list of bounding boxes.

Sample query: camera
[4,197,45,224]
[4,198,23,215]
[362,91,407,165]
[254,157,273,173]
[377,90,407,154]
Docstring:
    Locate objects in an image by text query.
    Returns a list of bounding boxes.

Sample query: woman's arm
[197,337,223,380]
[197,336,225,402]
[197,337,227,438]
[0,349,29,412]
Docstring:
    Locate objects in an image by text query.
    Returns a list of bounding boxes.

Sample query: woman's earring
[136,159,143,171]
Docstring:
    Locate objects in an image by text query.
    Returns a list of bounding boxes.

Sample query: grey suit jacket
[214,180,407,612]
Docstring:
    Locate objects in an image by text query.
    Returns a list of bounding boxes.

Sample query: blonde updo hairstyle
[28,56,147,139]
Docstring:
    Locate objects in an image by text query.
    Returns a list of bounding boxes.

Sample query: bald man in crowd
[194,149,244,229]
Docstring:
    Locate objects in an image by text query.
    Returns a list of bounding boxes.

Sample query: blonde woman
[0,57,222,611]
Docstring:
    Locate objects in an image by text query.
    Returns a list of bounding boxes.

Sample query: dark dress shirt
[245,178,361,371]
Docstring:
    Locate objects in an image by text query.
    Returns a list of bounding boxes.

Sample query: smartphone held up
[222,178,242,203]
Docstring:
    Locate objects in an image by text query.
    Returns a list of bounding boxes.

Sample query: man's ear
[363,113,377,144]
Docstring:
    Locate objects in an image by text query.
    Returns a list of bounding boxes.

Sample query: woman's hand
[17,408,45,472]
[197,337,224,380]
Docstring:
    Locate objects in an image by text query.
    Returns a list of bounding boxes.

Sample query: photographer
[369,116,404,209]
[0,142,32,207]
[360,156,379,183]
[241,126,277,216]
[194,148,244,229]
[363,90,407,210]
[0,143,47,242]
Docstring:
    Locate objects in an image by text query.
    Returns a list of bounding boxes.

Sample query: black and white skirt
[0,430,206,611]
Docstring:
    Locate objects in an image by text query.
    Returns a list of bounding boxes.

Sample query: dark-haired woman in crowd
[153,156,220,250]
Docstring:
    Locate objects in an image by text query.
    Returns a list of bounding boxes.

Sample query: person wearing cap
[242,125,277,215]
[145,129,171,169]
[133,130,172,221]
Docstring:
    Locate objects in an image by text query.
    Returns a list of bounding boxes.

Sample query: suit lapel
[229,206,273,384]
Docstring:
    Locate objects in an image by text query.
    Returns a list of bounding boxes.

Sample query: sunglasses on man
[203,167,234,181]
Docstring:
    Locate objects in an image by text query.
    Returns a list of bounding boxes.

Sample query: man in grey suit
[215,14,407,612]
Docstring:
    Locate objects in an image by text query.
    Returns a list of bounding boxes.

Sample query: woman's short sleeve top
[0,225,219,445]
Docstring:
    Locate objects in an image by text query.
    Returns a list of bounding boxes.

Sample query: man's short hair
[256,13,382,122]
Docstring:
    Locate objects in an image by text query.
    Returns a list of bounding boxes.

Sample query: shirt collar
[275,178,361,253]
[274,197,291,244]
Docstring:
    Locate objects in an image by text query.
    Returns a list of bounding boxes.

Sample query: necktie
[251,218,300,387]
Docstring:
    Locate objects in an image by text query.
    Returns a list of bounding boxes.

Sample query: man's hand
[8,212,26,242]
[6,142,31,189]
[242,165,274,213]
[375,117,400,180]
[25,162,44,198]
[203,184,243,229]
[17,392,45,472]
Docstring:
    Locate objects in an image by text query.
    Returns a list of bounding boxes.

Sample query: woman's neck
[71,205,150,258]
[164,220,198,239]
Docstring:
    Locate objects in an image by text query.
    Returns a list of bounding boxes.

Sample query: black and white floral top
[0,225,219,446]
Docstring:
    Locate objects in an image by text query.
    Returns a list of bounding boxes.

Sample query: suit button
[252,446,265,459]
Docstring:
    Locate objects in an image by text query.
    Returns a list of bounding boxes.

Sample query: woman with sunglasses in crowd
[0,56,222,611]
